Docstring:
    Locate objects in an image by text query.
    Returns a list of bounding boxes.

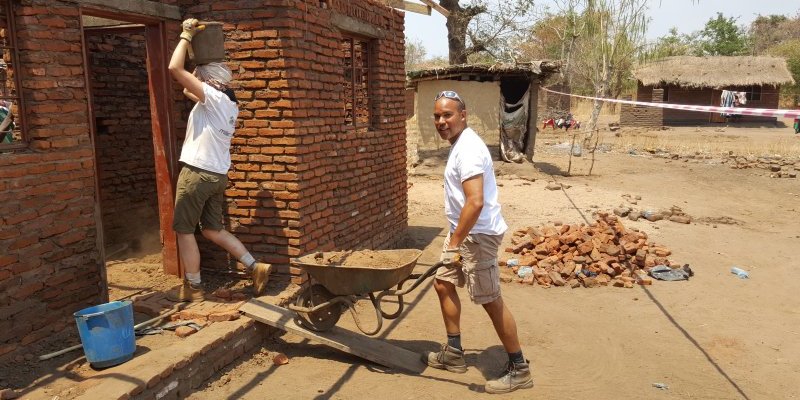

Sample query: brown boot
[423,344,467,373]
[485,360,534,394]
[166,281,205,302]
[251,262,273,296]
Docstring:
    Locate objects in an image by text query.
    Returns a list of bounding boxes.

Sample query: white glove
[440,248,461,266]
[180,18,205,42]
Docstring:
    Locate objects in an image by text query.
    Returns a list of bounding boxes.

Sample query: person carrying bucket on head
[166,18,272,302]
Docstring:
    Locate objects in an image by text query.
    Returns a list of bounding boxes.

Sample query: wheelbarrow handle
[381,261,445,298]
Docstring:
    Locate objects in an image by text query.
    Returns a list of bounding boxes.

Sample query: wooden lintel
[77,0,180,21]
[331,12,385,39]
[418,0,450,17]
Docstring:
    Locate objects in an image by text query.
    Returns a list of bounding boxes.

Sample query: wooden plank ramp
[240,299,426,374]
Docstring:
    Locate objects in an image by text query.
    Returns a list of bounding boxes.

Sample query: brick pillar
[619,95,634,126]
[651,88,664,128]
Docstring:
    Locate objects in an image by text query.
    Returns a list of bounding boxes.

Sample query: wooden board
[383,0,432,15]
[240,299,426,374]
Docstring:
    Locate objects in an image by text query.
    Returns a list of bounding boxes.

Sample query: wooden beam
[240,299,427,374]
[77,0,180,20]
[418,0,450,17]
[145,22,181,276]
[382,0,431,15]
[402,1,432,15]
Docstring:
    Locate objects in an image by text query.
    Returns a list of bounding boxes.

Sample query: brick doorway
[80,8,180,300]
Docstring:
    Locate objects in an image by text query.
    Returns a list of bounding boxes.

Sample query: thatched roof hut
[623,56,794,127]
[633,56,795,88]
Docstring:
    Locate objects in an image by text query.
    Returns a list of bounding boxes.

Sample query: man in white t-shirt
[422,90,533,394]
[165,18,271,302]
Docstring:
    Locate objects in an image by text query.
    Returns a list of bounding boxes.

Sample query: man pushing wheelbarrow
[423,90,533,394]
[287,91,533,394]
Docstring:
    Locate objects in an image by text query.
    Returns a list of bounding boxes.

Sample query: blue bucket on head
[73,300,136,368]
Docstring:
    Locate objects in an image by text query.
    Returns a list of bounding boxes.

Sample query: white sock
[239,253,256,270]
[185,271,201,285]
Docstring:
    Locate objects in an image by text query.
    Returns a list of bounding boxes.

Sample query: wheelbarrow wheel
[294,284,342,332]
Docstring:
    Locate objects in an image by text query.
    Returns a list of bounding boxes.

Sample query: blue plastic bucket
[73,300,136,368]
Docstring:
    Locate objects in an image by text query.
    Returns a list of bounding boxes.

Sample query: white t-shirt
[444,127,508,235]
[179,83,238,174]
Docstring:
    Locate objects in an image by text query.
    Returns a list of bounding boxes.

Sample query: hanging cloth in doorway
[720,90,735,117]
[499,91,529,163]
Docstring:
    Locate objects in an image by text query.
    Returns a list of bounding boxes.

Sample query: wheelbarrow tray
[292,249,423,296]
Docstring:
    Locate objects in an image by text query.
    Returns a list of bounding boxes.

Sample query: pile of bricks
[613,205,692,224]
[648,151,799,179]
[131,291,245,338]
[501,212,678,288]
[722,154,799,178]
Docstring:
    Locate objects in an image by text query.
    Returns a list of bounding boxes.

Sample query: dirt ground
[183,123,800,400]
[11,122,800,399]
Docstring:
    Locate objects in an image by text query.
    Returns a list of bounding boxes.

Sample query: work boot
[423,344,467,373]
[166,281,205,302]
[251,262,273,296]
[485,360,534,394]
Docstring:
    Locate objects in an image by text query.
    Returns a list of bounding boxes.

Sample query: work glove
[180,18,205,42]
[440,248,461,266]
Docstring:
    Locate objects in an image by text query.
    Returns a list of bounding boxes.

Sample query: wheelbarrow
[287,249,444,336]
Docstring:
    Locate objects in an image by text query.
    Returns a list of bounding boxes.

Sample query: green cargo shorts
[172,164,227,234]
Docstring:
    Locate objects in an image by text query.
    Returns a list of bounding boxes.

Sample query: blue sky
[404,0,800,59]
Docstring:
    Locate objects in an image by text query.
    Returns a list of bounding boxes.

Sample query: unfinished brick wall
[0,0,183,363]
[620,86,663,127]
[179,0,408,280]
[0,1,100,361]
[86,30,160,252]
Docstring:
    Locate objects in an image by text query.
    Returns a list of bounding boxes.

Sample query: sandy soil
[186,125,800,400]
[12,124,800,399]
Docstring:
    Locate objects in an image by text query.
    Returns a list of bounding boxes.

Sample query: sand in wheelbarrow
[314,250,410,269]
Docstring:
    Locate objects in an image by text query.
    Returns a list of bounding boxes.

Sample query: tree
[440,0,536,64]
[766,39,800,106]
[750,14,800,55]
[573,0,649,142]
[521,0,587,90]
[696,13,750,56]
[405,39,427,72]
[643,27,694,59]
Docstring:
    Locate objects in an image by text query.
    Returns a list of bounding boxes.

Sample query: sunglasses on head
[435,90,465,107]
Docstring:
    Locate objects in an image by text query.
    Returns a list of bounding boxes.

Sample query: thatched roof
[407,61,561,82]
[633,56,795,88]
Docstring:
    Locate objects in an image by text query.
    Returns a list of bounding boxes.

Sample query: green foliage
[696,13,750,56]
[767,38,800,105]
[750,14,800,54]
[642,27,694,60]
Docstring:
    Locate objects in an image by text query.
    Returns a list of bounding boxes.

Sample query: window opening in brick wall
[746,85,761,102]
[342,36,372,128]
[0,0,23,147]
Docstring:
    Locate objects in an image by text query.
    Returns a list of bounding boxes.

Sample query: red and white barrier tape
[541,87,800,119]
